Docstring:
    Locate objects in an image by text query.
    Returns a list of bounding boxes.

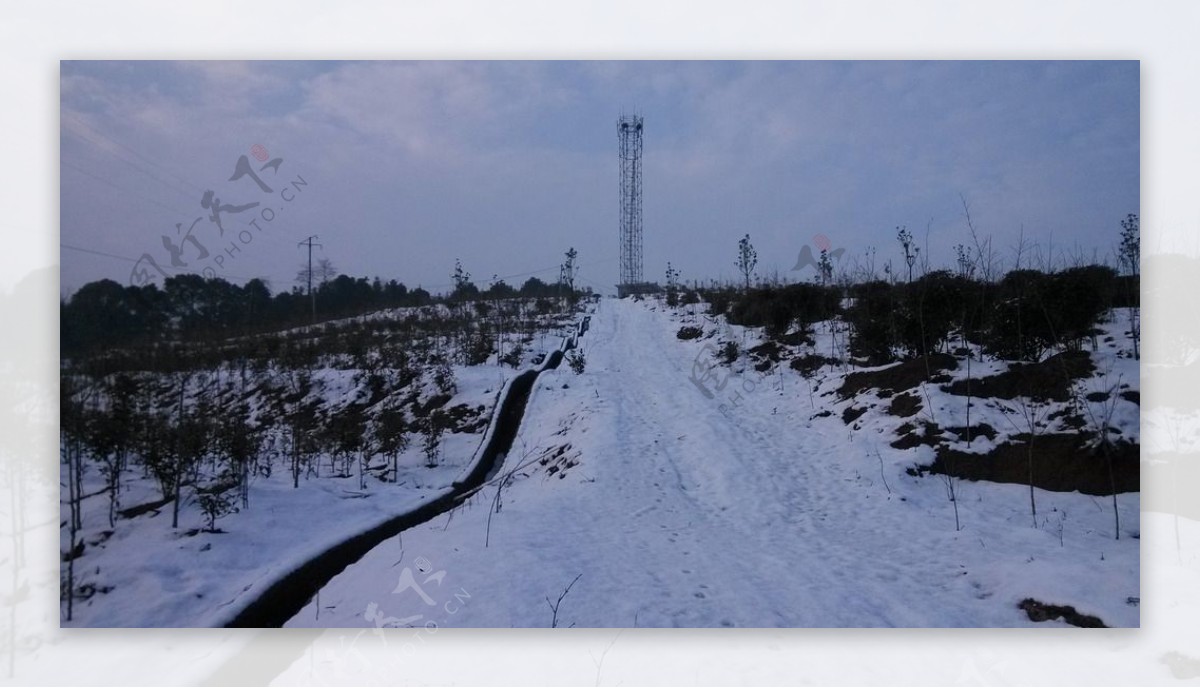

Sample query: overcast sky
[59,60,1139,296]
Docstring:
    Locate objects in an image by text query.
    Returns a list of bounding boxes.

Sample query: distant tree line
[842,265,1137,365]
[61,273,582,357]
[697,265,1136,366]
[692,220,1140,366]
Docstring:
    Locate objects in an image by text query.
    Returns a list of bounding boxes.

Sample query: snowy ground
[283,297,1139,629]
[61,361,522,628]
[59,292,592,628]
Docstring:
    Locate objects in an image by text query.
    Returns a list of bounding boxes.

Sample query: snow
[281,297,1139,629]
[62,360,516,628]
[61,299,588,627]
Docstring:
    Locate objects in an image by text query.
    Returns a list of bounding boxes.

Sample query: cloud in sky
[59,60,1138,296]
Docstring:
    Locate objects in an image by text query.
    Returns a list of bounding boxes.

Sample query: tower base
[616,282,662,298]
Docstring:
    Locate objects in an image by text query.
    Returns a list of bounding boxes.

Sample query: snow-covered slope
[284,297,1139,629]
[61,357,529,627]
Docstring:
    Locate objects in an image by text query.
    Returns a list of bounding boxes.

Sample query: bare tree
[1000,391,1047,529]
[922,383,960,531]
[960,195,996,282]
[897,226,919,283]
[736,234,757,291]
[1077,365,1125,540]
[422,411,445,468]
[546,573,582,628]
[560,247,578,305]
[1117,213,1140,360]
[60,377,92,621]
[375,407,410,483]
[295,258,337,290]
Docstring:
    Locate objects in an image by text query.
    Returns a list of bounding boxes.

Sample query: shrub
[422,411,445,468]
[987,270,1054,361]
[702,288,737,317]
[790,353,833,378]
[197,488,236,532]
[432,356,456,395]
[1046,265,1117,351]
[895,271,970,358]
[464,330,493,365]
[846,280,898,364]
[718,340,739,365]
[499,343,524,368]
[567,350,586,374]
[727,284,839,337]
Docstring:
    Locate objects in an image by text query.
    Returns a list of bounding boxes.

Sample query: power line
[575,274,609,290]
[62,160,203,220]
[62,116,315,254]
[62,113,207,201]
[60,243,140,264]
[62,238,619,297]
[62,241,284,284]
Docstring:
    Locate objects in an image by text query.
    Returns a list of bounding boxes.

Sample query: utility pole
[298,235,322,323]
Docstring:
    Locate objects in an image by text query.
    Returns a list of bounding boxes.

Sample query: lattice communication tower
[618,114,644,291]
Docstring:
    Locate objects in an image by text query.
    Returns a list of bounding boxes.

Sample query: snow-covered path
[540,298,950,627]
[284,298,1138,628]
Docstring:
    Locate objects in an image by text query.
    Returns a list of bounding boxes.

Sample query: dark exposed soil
[414,393,452,416]
[1120,390,1140,405]
[1048,407,1088,430]
[923,434,1139,495]
[888,392,921,418]
[748,340,785,362]
[1019,598,1107,627]
[118,496,174,519]
[943,423,997,443]
[775,329,814,347]
[790,353,834,378]
[842,405,867,424]
[62,541,85,562]
[676,326,703,340]
[892,421,942,450]
[839,353,957,399]
[942,350,1094,402]
[441,402,489,433]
